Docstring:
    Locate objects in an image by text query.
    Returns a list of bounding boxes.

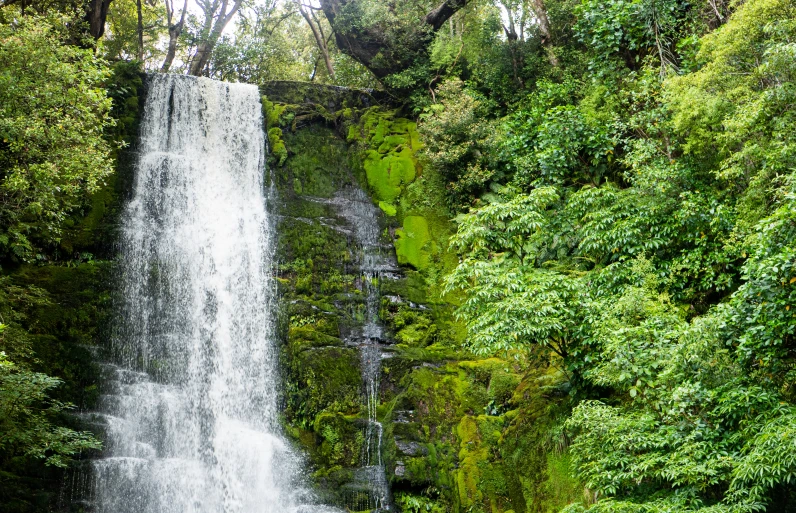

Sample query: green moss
[347,124,362,143]
[364,148,417,201]
[395,215,431,269]
[543,452,584,512]
[385,349,534,512]
[287,346,362,426]
[453,414,517,513]
[355,109,422,204]
[378,201,397,216]
[262,96,288,128]
[268,127,288,166]
[281,125,359,197]
[459,358,512,382]
[267,96,551,513]
[288,325,342,351]
[385,304,437,348]
[402,455,437,484]
[106,61,144,147]
[456,416,487,508]
[4,262,111,408]
[489,371,522,407]
[313,413,364,467]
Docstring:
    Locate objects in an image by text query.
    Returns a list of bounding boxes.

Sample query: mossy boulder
[268,127,288,166]
[351,109,422,212]
[260,81,385,112]
[395,215,432,269]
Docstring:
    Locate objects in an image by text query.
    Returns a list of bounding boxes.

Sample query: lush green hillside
[1,0,795,511]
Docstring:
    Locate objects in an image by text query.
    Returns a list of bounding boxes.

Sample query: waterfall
[90,74,326,513]
[331,188,394,512]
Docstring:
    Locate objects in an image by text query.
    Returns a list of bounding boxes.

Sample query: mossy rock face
[290,346,363,419]
[281,125,360,197]
[59,62,144,260]
[271,109,369,507]
[389,365,512,512]
[351,109,423,212]
[313,413,365,468]
[395,215,432,269]
[270,93,583,513]
[268,127,288,166]
[5,263,112,409]
[260,81,386,112]
[364,147,416,202]
[454,414,514,511]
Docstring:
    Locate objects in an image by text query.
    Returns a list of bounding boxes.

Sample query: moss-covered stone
[260,81,386,112]
[395,215,431,269]
[268,127,288,166]
[352,109,422,206]
[270,90,584,513]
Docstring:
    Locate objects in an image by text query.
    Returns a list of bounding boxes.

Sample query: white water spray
[91,74,327,513]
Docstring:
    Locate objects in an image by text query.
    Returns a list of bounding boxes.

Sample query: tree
[499,0,557,69]
[135,0,143,60]
[205,1,317,82]
[443,0,796,509]
[295,0,335,79]
[318,0,470,82]
[85,0,114,38]
[161,0,187,71]
[0,349,101,468]
[0,10,114,261]
[418,79,501,206]
[103,0,165,65]
[188,0,244,76]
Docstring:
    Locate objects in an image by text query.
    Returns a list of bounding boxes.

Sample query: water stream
[89,74,328,513]
[328,188,397,512]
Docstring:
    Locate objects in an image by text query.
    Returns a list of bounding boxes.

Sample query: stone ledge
[260,80,390,111]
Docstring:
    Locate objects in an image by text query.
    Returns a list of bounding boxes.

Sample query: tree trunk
[161,26,181,72]
[425,0,469,30]
[161,0,188,72]
[188,0,243,76]
[296,1,335,79]
[189,40,212,76]
[319,0,470,80]
[529,0,558,66]
[85,0,113,39]
[136,0,144,61]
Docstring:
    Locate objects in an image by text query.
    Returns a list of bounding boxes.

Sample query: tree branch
[425,0,469,31]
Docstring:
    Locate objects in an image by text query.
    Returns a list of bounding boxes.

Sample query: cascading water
[295,187,395,511]
[90,74,326,513]
[331,188,395,512]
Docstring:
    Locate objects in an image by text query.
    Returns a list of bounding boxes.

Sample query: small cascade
[358,275,391,511]
[315,187,396,511]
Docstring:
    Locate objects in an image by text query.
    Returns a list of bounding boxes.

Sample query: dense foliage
[1,0,795,510]
[0,9,120,509]
[0,11,114,262]
[0,341,100,469]
[436,0,796,510]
